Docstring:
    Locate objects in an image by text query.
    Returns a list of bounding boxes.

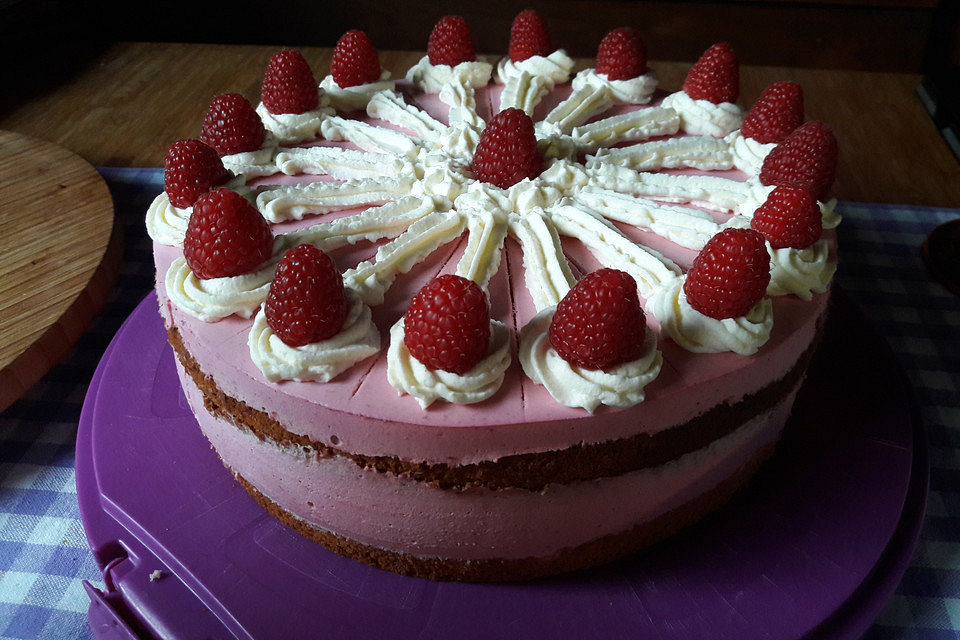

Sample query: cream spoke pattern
[153,73,836,398]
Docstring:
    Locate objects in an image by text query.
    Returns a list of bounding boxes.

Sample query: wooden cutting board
[0,130,120,412]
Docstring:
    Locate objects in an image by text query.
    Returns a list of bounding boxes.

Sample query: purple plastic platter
[77,289,927,640]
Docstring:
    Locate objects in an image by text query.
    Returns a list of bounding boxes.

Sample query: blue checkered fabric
[0,168,159,639]
[0,168,957,638]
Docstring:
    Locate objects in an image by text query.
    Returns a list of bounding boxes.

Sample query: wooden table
[0,131,120,412]
[2,41,958,208]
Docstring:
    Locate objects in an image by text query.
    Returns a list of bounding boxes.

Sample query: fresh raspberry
[427,15,476,67]
[548,269,647,371]
[751,185,823,250]
[264,244,349,347]
[760,121,838,201]
[183,188,273,280]
[683,43,739,104]
[331,30,382,88]
[595,27,647,80]
[741,81,804,144]
[261,49,319,114]
[683,228,771,320]
[509,10,552,62]
[163,139,231,209]
[471,108,543,188]
[404,275,490,374]
[199,93,266,156]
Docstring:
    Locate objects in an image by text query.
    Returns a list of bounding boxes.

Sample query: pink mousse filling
[155,83,833,466]
[183,361,799,561]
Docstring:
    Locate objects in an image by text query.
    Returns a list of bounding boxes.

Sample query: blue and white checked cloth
[1,168,958,639]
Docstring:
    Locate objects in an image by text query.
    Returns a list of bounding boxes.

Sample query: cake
[146,13,839,582]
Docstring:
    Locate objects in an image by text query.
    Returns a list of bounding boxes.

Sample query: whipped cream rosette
[387,318,511,408]
[648,278,773,356]
[660,91,743,137]
[725,129,776,175]
[320,71,397,112]
[495,49,575,115]
[219,130,282,180]
[255,102,333,146]
[166,249,280,323]
[766,241,836,300]
[520,307,662,412]
[537,67,659,139]
[248,292,381,383]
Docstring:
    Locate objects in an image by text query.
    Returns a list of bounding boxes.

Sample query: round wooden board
[0,130,120,412]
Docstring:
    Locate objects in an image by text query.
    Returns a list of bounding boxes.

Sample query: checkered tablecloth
[1,167,958,639]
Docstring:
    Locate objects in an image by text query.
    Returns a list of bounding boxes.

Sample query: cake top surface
[148,18,839,450]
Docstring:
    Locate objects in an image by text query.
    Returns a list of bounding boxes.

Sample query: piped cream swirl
[255,102,331,145]
[574,68,659,104]
[220,132,280,179]
[767,240,836,300]
[319,72,396,112]
[660,91,743,137]
[724,130,776,175]
[519,307,662,412]
[649,278,773,355]
[387,318,511,408]
[248,293,380,382]
[165,242,282,322]
[405,56,493,94]
[146,192,190,247]
[495,50,574,114]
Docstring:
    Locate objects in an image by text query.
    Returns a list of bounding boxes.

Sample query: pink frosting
[184,362,798,560]
[155,85,833,466]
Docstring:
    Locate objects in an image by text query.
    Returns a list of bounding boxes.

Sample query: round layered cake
[147,16,839,581]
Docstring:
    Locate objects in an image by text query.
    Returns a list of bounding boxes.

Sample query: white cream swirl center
[648,278,773,355]
[248,293,381,383]
[660,91,743,137]
[386,318,511,408]
[519,306,662,412]
[767,240,836,300]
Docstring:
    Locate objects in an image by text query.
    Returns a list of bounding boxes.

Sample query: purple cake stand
[77,289,927,640]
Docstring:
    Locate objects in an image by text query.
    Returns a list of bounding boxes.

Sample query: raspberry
[509,10,552,62]
[471,108,543,188]
[683,228,771,320]
[404,275,490,374]
[427,15,476,67]
[331,30,382,89]
[683,43,739,104]
[261,49,319,115]
[595,27,647,80]
[183,188,273,280]
[548,269,646,371]
[741,81,804,144]
[265,244,349,347]
[760,121,838,201]
[163,139,231,209]
[751,185,823,250]
[199,93,266,156]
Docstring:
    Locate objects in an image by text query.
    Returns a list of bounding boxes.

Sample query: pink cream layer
[157,247,827,466]
[155,83,832,466]
[183,360,798,561]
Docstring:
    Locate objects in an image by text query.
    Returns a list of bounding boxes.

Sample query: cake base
[78,289,925,640]
[224,441,776,582]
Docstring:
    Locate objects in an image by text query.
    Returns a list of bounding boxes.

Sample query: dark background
[1,0,952,70]
[2,0,959,146]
